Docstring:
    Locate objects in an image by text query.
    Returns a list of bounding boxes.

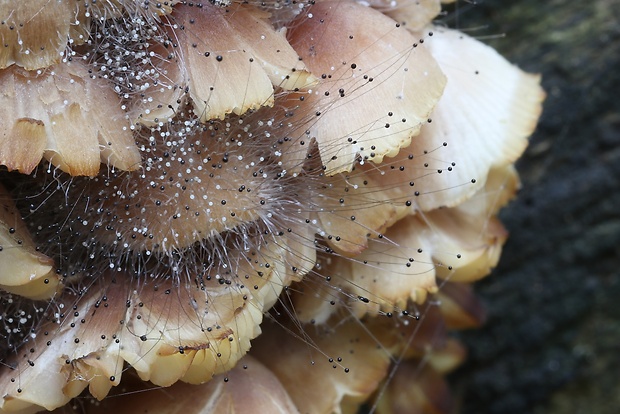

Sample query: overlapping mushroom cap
[0,1,544,413]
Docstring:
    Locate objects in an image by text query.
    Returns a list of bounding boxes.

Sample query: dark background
[446,1,620,413]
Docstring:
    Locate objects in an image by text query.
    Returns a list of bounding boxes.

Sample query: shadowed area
[449,0,620,413]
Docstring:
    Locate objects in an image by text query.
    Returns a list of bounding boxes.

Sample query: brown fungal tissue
[0,1,544,413]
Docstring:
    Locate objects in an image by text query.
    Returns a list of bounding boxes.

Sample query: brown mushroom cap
[284,0,446,174]
[79,356,298,414]
[435,281,487,330]
[152,2,315,124]
[0,1,84,70]
[373,362,455,414]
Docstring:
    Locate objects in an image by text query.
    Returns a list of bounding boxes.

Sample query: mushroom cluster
[0,1,544,413]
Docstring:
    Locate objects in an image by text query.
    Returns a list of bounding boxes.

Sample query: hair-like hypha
[0,1,544,413]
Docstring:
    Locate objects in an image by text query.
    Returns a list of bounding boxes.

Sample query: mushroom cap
[85,0,181,20]
[0,61,140,176]
[285,0,446,174]
[0,1,85,70]
[292,163,518,322]
[78,356,299,414]
[370,0,442,31]
[0,234,292,411]
[150,2,315,124]
[0,184,59,300]
[90,125,282,252]
[405,26,545,210]
[253,316,394,414]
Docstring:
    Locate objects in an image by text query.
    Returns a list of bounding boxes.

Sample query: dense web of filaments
[77,13,182,124]
[0,1,504,412]
[0,293,46,356]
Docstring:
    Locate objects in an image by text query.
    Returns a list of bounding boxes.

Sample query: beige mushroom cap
[285,0,446,174]
[292,163,518,321]
[0,279,127,413]
[253,316,395,414]
[0,184,59,300]
[85,0,181,21]
[0,61,140,176]
[0,1,87,70]
[252,305,461,414]
[78,355,298,414]
[147,2,315,125]
[370,0,443,31]
[92,126,279,252]
[0,236,292,412]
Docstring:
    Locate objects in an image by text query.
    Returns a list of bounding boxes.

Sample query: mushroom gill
[0,1,544,413]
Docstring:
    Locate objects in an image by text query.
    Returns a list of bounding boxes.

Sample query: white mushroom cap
[0,238,291,412]
[406,26,545,210]
[368,0,442,31]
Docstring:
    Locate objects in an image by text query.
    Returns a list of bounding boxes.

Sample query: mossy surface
[449,1,620,413]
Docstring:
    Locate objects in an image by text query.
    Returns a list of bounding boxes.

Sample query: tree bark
[450,1,620,413]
